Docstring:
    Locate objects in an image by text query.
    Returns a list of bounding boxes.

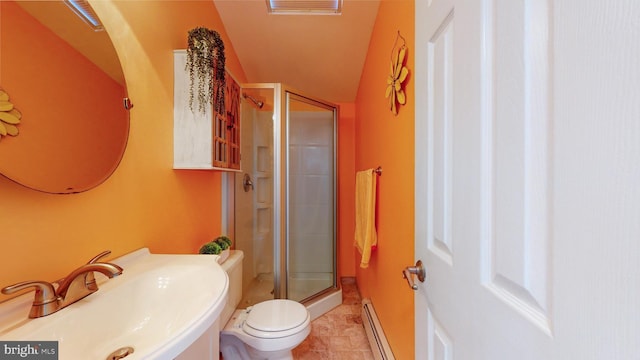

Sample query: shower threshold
[239,273,342,320]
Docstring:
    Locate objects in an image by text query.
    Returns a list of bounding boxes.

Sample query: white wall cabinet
[173,50,240,170]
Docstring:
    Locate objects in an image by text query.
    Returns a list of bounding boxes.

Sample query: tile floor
[292,278,374,359]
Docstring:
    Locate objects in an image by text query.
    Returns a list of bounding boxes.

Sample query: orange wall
[354,0,415,358]
[0,1,246,294]
[338,103,356,277]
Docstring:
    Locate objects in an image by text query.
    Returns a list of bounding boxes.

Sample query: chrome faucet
[1,250,123,318]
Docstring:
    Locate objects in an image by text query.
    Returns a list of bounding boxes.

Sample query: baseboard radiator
[361,298,396,360]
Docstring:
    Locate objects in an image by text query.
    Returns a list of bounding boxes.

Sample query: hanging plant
[186,27,226,114]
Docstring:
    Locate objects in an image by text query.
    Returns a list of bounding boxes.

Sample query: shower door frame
[229,83,339,304]
[281,89,338,302]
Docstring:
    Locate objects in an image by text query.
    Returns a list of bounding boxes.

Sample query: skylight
[267,0,343,15]
[64,0,104,31]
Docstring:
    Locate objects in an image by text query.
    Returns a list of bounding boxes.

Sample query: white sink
[0,248,228,359]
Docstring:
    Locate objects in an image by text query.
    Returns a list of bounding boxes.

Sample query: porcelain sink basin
[0,248,228,359]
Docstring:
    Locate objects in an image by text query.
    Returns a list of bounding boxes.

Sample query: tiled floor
[292,278,374,359]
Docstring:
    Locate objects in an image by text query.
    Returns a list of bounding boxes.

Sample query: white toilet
[219,250,311,360]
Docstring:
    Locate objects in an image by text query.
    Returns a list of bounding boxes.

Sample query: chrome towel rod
[373,166,382,176]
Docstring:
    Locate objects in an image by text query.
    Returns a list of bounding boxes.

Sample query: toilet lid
[243,299,309,338]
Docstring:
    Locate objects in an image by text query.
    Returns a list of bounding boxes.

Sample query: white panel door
[414,0,640,359]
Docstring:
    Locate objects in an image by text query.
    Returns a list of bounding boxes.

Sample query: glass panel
[286,92,336,302]
[235,86,276,307]
[213,113,227,168]
[226,72,241,169]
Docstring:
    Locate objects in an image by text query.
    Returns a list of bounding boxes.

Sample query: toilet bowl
[220,299,311,360]
[219,251,311,360]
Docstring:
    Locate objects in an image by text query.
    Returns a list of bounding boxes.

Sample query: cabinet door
[213,71,240,170]
[212,112,228,168]
[226,72,241,170]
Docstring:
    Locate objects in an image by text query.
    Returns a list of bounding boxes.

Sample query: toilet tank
[220,250,244,325]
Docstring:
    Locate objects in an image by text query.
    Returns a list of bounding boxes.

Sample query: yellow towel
[354,169,377,268]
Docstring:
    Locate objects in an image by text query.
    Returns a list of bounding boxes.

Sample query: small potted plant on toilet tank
[199,235,233,264]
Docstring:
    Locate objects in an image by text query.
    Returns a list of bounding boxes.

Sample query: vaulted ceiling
[213,0,381,104]
[19,0,380,104]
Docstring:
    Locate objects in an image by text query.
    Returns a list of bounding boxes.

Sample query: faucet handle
[1,281,59,318]
[85,250,112,291]
[87,250,112,264]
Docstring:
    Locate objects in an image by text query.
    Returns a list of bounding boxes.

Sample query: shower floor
[239,272,335,307]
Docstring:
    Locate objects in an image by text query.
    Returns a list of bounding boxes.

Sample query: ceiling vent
[64,0,104,31]
[266,0,343,15]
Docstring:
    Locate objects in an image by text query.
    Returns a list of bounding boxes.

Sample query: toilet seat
[243,299,310,339]
[221,299,311,354]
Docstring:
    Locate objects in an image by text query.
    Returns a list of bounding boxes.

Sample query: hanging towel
[355,169,378,268]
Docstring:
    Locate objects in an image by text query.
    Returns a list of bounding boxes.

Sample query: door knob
[402,260,426,290]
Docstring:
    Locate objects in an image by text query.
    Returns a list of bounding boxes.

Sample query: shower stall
[230,83,341,318]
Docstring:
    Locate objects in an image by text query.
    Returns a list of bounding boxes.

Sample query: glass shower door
[235,85,277,307]
[233,85,337,307]
[285,92,337,302]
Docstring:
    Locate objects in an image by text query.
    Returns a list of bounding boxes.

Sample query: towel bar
[373,166,382,176]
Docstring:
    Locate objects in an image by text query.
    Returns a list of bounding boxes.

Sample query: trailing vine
[186,27,226,114]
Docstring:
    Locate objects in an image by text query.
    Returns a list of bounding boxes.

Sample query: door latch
[402,260,426,290]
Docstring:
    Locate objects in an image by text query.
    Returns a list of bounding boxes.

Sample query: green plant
[215,236,232,250]
[186,27,226,114]
[198,235,233,255]
[199,241,222,255]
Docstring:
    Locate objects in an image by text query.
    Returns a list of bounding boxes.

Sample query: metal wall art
[0,89,21,140]
[385,31,409,116]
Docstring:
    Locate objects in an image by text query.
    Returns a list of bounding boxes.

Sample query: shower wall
[236,99,274,301]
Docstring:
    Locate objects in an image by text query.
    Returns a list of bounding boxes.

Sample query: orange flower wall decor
[0,89,21,140]
[385,31,409,116]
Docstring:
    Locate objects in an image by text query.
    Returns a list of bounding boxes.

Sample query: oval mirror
[0,0,129,194]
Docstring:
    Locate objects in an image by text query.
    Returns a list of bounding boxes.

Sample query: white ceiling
[213,0,381,103]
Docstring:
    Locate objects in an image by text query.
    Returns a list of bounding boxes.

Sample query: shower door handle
[402,260,425,290]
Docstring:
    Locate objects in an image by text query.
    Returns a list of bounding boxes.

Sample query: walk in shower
[230,83,340,318]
